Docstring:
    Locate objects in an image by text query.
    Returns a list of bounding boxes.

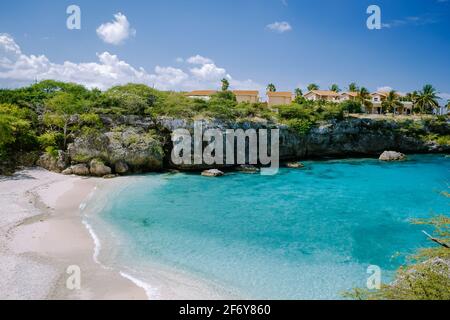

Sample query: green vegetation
[266,83,276,92]
[307,83,319,91]
[345,193,450,300]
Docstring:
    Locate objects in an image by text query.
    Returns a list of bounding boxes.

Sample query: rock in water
[70,164,90,176]
[236,165,260,173]
[89,159,112,177]
[379,151,406,161]
[286,162,305,168]
[201,169,224,177]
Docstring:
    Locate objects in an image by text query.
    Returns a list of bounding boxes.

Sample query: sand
[0,168,147,300]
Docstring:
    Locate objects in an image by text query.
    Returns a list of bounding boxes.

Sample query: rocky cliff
[37,115,449,175]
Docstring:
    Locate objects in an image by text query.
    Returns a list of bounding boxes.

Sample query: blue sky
[0,0,449,101]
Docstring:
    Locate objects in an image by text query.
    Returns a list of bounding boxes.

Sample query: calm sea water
[86,154,449,299]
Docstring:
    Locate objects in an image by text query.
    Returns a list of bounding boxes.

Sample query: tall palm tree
[416,84,440,114]
[267,83,276,92]
[307,83,319,91]
[330,84,341,93]
[294,88,303,98]
[405,91,419,114]
[348,83,359,92]
[221,78,230,91]
[382,90,403,116]
[356,87,372,112]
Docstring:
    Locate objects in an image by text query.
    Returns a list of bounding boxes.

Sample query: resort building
[232,90,260,103]
[185,90,217,100]
[366,92,413,115]
[303,90,341,102]
[267,91,293,107]
[339,92,358,101]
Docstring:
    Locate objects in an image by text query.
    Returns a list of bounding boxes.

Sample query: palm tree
[307,83,319,91]
[405,91,419,114]
[330,84,341,93]
[267,83,276,92]
[221,78,230,91]
[348,83,359,92]
[382,90,403,116]
[416,84,440,114]
[294,88,303,98]
[356,87,372,112]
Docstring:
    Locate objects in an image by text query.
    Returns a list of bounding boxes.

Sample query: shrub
[38,131,63,149]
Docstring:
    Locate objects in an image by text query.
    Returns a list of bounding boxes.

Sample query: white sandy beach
[0,168,147,300]
[0,167,237,300]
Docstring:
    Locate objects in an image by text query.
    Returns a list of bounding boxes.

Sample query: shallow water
[86,154,449,299]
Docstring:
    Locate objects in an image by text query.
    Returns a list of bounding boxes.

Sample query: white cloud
[186,55,214,65]
[0,34,262,92]
[266,21,292,33]
[376,86,393,92]
[96,13,136,45]
[382,15,438,29]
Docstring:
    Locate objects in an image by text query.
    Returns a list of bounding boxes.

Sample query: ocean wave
[119,271,159,300]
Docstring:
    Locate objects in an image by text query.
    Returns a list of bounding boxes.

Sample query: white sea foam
[119,271,159,300]
[81,219,103,266]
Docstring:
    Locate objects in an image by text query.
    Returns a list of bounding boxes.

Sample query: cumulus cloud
[96,13,136,45]
[266,21,292,33]
[376,86,394,92]
[186,55,214,65]
[0,34,262,92]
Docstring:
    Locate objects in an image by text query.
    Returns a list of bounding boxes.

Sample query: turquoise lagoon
[85,154,449,299]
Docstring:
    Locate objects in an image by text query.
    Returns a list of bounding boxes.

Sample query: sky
[0,0,449,102]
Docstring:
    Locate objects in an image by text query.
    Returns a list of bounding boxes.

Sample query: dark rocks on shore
[70,164,90,176]
[89,159,112,177]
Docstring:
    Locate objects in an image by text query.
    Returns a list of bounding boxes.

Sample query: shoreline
[0,168,147,300]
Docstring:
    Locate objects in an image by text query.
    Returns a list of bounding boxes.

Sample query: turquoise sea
[84,154,449,299]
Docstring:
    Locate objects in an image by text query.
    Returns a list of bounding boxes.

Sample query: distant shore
[0,168,147,300]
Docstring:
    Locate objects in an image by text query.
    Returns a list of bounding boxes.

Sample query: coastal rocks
[236,165,260,173]
[201,169,224,177]
[36,151,68,173]
[286,162,305,169]
[379,151,407,161]
[68,126,164,172]
[89,159,112,177]
[114,160,129,174]
[70,164,89,176]
[61,168,73,175]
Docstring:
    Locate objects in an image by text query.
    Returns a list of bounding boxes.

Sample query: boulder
[379,151,406,161]
[89,159,112,177]
[115,160,129,174]
[236,165,260,173]
[61,168,73,175]
[201,169,224,177]
[286,162,305,168]
[70,164,89,176]
[68,127,164,171]
[37,150,69,173]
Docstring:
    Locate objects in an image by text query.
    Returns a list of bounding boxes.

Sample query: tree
[330,84,341,93]
[267,83,276,92]
[356,87,372,112]
[307,83,319,91]
[382,90,403,115]
[294,88,303,98]
[221,78,230,91]
[348,83,359,92]
[416,84,440,114]
[44,92,85,148]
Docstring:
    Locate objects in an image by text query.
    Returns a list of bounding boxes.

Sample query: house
[185,90,217,100]
[303,90,341,102]
[366,92,413,115]
[267,92,293,107]
[232,90,259,103]
[339,92,358,101]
